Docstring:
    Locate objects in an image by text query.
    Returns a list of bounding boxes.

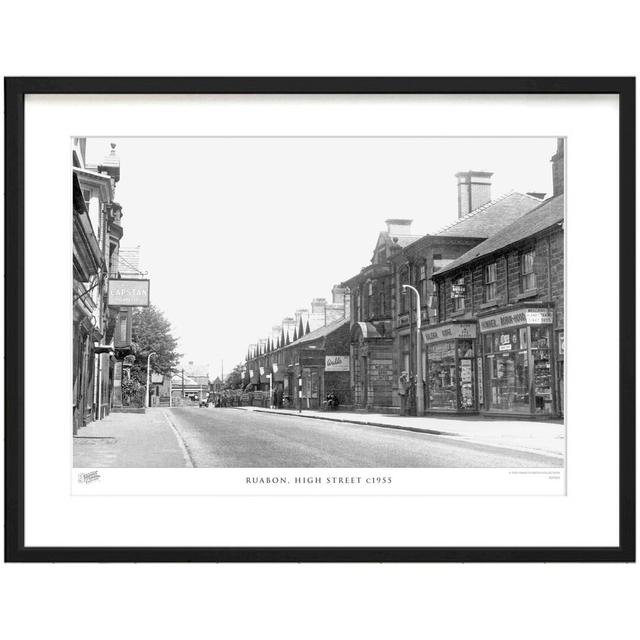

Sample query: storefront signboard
[325,355,350,371]
[479,308,553,333]
[108,279,150,307]
[422,323,476,344]
[300,349,325,367]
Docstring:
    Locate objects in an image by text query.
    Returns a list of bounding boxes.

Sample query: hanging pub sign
[108,279,150,307]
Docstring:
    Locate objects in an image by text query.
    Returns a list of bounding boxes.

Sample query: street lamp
[402,284,425,416]
[145,351,156,408]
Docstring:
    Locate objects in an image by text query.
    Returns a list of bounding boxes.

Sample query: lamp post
[145,352,156,408]
[402,284,425,416]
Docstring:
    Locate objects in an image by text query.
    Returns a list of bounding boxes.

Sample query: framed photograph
[4,77,635,562]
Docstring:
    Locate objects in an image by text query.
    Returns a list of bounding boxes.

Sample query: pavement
[73,408,191,468]
[236,406,565,458]
[73,406,564,468]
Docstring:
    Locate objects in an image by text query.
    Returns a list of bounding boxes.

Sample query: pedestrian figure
[398,370,409,416]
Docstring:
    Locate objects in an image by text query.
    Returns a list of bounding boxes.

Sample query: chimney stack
[98,142,121,183]
[331,285,346,306]
[385,219,413,236]
[455,170,493,218]
[551,138,564,196]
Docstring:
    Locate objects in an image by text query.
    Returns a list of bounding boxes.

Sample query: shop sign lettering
[325,355,350,371]
[108,279,150,307]
[479,308,553,333]
[422,323,476,344]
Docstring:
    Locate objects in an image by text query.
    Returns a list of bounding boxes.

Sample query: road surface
[166,407,562,468]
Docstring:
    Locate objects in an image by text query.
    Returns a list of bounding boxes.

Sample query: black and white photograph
[72,135,566,478]
[6,77,632,563]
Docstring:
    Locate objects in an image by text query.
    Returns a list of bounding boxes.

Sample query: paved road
[166,407,562,468]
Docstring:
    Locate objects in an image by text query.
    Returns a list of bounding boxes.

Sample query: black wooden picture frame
[4,77,635,562]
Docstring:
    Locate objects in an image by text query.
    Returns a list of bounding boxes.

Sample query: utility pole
[402,284,425,416]
[182,368,185,397]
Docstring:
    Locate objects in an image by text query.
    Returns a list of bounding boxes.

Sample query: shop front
[297,348,326,410]
[478,305,557,417]
[422,322,478,413]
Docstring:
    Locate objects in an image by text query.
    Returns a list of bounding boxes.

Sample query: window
[82,188,91,211]
[367,281,374,318]
[419,263,428,301]
[520,249,536,292]
[452,276,466,312]
[483,262,497,302]
[379,279,387,316]
[400,268,410,313]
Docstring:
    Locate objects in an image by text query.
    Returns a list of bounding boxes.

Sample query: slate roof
[433,194,564,277]
[379,231,422,248]
[435,192,543,239]
[291,317,350,346]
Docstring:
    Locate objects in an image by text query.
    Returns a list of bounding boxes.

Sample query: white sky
[86,137,556,378]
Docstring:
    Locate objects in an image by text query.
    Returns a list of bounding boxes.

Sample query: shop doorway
[360,356,368,407]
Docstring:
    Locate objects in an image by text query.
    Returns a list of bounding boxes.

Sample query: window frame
[520,247,537,293]
[452,275,466,312]
[483,262,497,302]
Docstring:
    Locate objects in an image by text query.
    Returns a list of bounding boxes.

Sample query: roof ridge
[433,190,517,235]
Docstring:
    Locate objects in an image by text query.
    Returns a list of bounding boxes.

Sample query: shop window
[531,326,553,414]
[483,263,497,302]
[427,341,456,409]
[520,249,536,292]
[484,327,529,413]
[452,276,466,312]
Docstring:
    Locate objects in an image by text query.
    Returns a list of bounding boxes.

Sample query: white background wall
[1,2,638,640]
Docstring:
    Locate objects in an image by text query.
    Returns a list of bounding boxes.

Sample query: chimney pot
[455,170,493,218]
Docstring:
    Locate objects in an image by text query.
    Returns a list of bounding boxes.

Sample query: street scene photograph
[72,136,565,470]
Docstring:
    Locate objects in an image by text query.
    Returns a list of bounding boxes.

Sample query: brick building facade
[431,193,564,417]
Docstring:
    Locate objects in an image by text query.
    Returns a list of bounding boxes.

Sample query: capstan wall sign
[108,279,150,307]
